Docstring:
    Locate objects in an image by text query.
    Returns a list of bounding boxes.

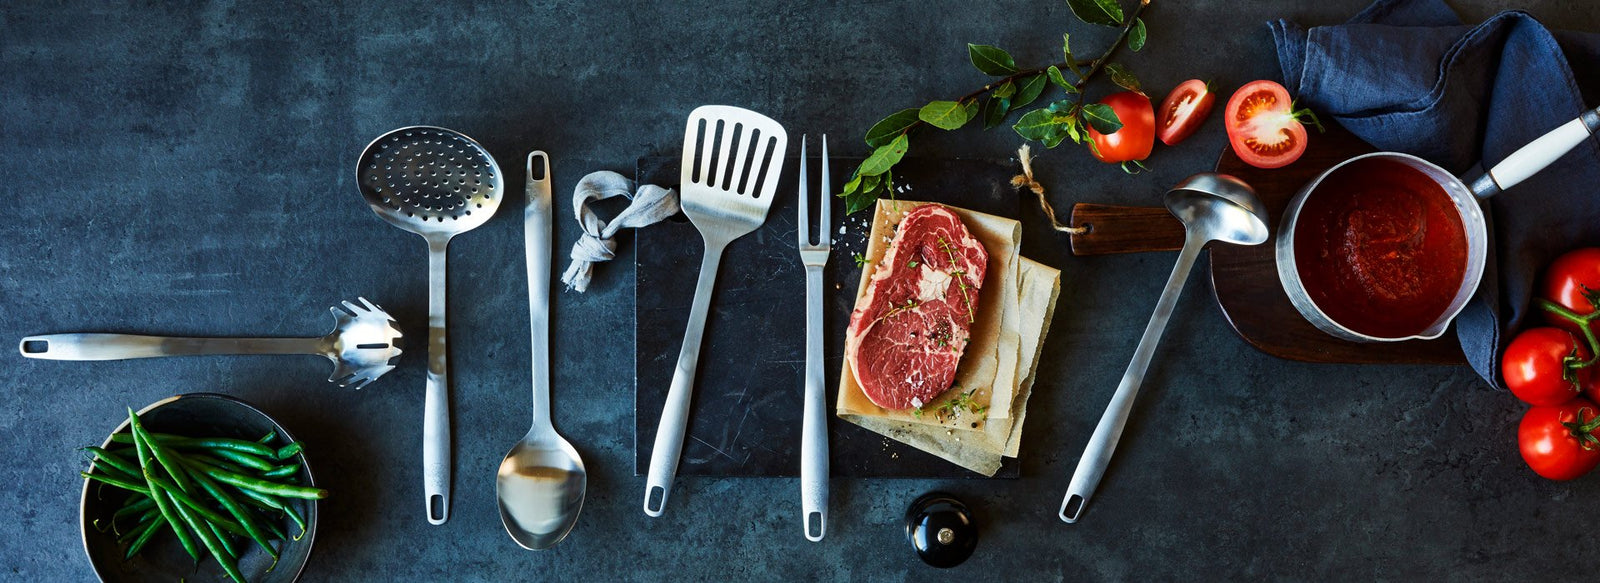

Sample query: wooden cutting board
[1065,124,1467,365]
[633,156,1025,478]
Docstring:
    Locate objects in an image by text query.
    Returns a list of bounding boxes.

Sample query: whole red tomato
[1518,398,1600,480]
[1502,327,1589,406]
[1086,91,1154,163]
[1541,247,1600,337]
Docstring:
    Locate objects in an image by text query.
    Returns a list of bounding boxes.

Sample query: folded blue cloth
[1270,0,1600,387]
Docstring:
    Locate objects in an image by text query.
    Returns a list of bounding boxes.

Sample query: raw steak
[846,204,989,410]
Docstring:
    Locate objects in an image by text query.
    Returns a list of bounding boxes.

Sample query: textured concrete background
[4,0,1600,580]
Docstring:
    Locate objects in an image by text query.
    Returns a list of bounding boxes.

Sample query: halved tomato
[1224,80,1319,169]
[1156,79,1214,146]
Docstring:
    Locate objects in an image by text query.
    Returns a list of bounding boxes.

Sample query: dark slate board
[634,156,1020,479]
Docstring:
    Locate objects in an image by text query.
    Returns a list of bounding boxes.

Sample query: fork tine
[798,136,809,245]
[820,134,830,243]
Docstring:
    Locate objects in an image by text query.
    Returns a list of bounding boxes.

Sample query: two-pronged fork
[796,136,830,542]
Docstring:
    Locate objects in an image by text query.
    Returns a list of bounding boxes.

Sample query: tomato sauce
[1293,157,1468,338]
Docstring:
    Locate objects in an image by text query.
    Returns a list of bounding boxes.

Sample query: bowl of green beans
[79,393,322,583]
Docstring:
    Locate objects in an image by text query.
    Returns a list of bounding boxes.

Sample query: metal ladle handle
[1060,230,1204,523]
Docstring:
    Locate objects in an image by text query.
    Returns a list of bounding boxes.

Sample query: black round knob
[904,492,977,568]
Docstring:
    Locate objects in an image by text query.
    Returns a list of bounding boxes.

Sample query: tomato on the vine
[1542,247,1600,337]
[1086,91,1154,164]
[1518,398,1600,480]
[1502,327,1590,406]
[1155,79,1214,146]
[1224,80,1321,169]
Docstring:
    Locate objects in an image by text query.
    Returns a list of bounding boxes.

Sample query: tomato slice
[1156,79,1214,146]
[1225,80,1309,169]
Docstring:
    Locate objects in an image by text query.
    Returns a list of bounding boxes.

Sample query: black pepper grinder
[904,492,977,568]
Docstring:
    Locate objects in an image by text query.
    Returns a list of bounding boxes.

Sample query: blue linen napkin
[1269,0,1600,387]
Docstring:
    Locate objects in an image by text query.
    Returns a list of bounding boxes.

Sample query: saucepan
[1277,106,1600,342]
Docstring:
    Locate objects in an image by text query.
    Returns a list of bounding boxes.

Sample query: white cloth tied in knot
[561,171,679,292]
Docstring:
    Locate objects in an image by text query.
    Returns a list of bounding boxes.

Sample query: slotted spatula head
[679,106,788,243]
[356,126,503,239]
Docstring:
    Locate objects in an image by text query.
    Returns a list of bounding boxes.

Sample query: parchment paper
[836,200,1060,476]
[843,258,1061,476]
[837,200,1021,434]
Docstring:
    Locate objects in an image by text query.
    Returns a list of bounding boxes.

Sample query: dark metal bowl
[79,393,318,582]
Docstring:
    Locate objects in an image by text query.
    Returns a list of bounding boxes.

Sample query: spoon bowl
[497,432,587,549]
[1163,173,1270,246]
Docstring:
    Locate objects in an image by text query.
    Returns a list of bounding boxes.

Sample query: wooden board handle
[1067,203,1185,256]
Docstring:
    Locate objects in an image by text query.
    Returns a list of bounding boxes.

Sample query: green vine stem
[1537,297,1600,370]
[1072,0,1152,107]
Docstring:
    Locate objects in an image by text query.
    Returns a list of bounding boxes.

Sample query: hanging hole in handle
[645,486,666,516]
[527,151,549,182]
[1060,495,1085,523]
[21,340,48,354]
[428,494,446,523]
[355,343,390,350]
[805,512,825,541]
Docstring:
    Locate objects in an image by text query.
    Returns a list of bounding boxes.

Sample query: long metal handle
[423,239,451,525]
[643,240,726,517]
[526,151,554,435]
[18,333,321,360]
[1061,231,1203,523]
[800,265,828,541]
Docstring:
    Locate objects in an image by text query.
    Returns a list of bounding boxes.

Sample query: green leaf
[858,134,909,176]
[1063,115,1084,144]
[963,100,980,122]
[1013,109,1064,142]
[1045,98,1077,114]
[1012,74,1047,109]
[1065,0,1124,26]
[863,108,920,148]
[967,44,1019,76]
[1062,34,1082,77]
[1082,103,1124,134]
[844,189,877,215]
[992,80,1017,100]
[861,173,882,193]
[838,173,862,197]
[982,96,1012,130]
[1129,18,1147,51]
[1046,66,1077,92]
[919,100,969,130]
[1105,62,1141,92]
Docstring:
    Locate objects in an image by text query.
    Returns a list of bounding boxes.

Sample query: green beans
[209,448,276,472]
[186,458,328,500]
[190,467,278,560]
[84,407,321,581]
[110,432,277,458]
[170,494,245,583]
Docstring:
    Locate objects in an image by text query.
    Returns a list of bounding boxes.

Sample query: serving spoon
[1059,174,1269,523]
[497,151,586,549]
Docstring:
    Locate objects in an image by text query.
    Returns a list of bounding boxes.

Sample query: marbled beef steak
[846,204,988,410]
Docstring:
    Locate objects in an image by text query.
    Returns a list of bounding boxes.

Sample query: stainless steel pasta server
[19,298,402,389]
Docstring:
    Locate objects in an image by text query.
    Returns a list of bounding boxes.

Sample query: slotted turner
[643,106,788,517]
[357,126,503,525]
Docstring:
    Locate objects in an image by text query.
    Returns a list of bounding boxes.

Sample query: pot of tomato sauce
[1278,107,1600,342]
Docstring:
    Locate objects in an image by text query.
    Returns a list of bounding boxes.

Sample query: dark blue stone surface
[4,1,1599,580]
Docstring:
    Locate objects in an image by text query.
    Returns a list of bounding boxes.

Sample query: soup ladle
[1059,173,1269,524]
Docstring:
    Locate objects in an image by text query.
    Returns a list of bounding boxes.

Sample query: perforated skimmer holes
[360,128,499,222]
